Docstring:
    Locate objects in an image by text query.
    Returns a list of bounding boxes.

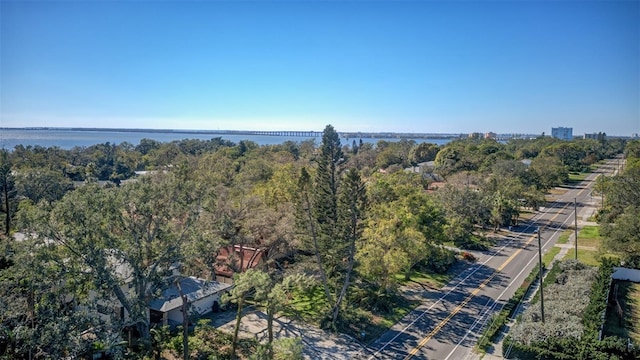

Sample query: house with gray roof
[148,276,232,327]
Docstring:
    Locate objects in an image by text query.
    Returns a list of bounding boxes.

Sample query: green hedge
[502,258,640,360]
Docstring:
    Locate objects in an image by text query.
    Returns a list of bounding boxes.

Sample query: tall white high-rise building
[551,127,573,140]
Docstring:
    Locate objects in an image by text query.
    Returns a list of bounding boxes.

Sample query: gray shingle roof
[149,277,232,312]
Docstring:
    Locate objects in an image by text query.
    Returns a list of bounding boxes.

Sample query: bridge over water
[222,130,322,137]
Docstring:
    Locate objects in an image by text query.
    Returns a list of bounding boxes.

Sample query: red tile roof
[215,245,266,278]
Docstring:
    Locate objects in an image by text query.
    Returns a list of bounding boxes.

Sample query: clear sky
[1,1,639,135]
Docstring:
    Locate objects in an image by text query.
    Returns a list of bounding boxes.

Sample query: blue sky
[1,1,638,135]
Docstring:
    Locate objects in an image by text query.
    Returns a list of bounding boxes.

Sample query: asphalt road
[358,160,618,360]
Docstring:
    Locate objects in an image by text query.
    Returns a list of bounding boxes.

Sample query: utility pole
[537,227,545,323]
[598,174,604,209]
[574,198,578,261]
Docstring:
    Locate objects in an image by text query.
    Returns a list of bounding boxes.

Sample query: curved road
[358,160,618,360]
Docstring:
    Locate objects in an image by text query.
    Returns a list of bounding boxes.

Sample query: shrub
[421,245,457,273]
[511,261,597,345]
[503,258,640,360]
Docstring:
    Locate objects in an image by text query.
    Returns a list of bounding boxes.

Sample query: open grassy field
[560,225,604,266]
[576,225,602,248]
[563,248,600,266]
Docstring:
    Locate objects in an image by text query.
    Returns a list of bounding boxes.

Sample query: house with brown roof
[215,245,267,283]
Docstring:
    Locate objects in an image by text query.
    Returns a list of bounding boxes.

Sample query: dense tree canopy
[598,140,640,268]
[0,129,628,357]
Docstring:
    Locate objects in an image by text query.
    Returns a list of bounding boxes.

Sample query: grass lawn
[559,225,604,266]
[287,268,451,343]
[603,281,640,344]
[568,172,589,182]
[579,225,601,238]
[396,269,454,289]
[576,237,600,248]
[365,297,417,338]
[556,230,572,244]
[287,286,329,323]
[576,225,602,248]
[542,246,561,266]
[562,248,600,266]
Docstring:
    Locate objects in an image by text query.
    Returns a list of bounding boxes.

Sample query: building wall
[166,292,224,324]
[551,127,573,140]
[167,307,184,324]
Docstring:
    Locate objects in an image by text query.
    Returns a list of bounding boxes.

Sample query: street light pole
[575,198,578,261]
[538,227,545,323]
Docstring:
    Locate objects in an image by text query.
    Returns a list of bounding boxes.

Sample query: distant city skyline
[1,1,638,136]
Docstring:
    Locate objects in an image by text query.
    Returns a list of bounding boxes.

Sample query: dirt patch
[547,188,569,196]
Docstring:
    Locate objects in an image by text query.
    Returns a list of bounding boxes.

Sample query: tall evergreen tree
[331,168,367,325]
[296,125,368,329]
[0,151,17,235]
[296,167,333,305]
[313,125,343,255]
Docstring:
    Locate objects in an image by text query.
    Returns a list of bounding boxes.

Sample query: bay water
[0,128,452,150]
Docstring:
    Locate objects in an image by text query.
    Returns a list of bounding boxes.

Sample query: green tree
[361,203,423,284]
[223,269,270,359]
[19,173,203,345]
[0,230,113,359]
[259,273,313,358]
[624,139,640,159]
[295,166,333,306]
[313,125,343,247]
[297,126,344,319]
[15,168,74,204]
[0,152,17,235]
[296,126,370,329]
[434,146,460,173]
[540,142,585,172]
[409,142,439,165]
[360,172,445,293]
[601,207,640,268]
[331,169,367,326]
[530,154,568,189]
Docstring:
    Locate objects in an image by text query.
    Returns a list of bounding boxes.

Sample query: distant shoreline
[0,127,534,140]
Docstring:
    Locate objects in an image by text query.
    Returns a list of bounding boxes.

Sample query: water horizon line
[1,126,536,139]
